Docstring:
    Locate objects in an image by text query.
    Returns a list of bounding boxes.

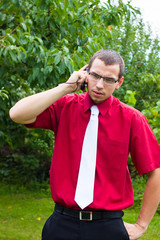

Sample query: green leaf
[9,50,17,62]
[34,36,43,45]
[77,46,82,53]
[21,22,27,31]
[43,66,53,75]
[54,54,61,65]
[0,92,8,99]
[86,45,93,53]
[58,60,66,75]
[0,90,8,99]
[19,46,27,57]
[39,46,45,57]
[33,67,39,80]
[78,5,86,14]
[0,12,6,21]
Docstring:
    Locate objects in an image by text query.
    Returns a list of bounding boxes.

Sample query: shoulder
[112,96,146,121]
[52,92,86,110]
[63,92,86,102]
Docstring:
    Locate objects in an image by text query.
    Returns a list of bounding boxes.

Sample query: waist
[55,203,124,221]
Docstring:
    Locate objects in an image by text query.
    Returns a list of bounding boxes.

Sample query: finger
[80,64,89,71]
[123,222,131,229]
[75,74,87,90]
[77,72,88,84]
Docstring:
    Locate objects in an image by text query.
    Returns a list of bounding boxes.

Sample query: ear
[115,77,124,89]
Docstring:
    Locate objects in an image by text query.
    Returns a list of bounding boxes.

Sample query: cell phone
[81,82,87,91]
[80,67,88,91]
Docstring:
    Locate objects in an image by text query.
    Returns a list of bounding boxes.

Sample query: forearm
[9,66,88,124]
[9,83,71,124]
[136,168,160,230]
[124,168,160,240]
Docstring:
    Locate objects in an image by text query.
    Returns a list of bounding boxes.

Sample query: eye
[93,73,100,80]
[104,78,115,84]
[91,72,100,80]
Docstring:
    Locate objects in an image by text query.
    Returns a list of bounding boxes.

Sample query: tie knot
[91,105,99,116]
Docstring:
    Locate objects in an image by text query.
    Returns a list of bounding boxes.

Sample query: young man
[9,49,160,240]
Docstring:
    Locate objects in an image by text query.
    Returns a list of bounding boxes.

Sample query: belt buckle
[79,211,93,221]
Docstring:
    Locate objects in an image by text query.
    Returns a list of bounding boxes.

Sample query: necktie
[75,105,99,209]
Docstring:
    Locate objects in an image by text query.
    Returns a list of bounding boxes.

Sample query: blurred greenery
[0,0,160,185]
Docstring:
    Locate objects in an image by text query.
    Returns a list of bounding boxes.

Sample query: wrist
[136,219,148,232]
[58,83,75,94]
[58,82,77,94]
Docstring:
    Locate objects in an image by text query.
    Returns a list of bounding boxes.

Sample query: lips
[93,90,103,96]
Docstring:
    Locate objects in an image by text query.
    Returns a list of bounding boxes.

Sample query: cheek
[87,79,94,91]
[115,83,119,89]
[109,87,117,95]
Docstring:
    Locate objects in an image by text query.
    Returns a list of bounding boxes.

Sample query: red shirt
[26,92,160,211]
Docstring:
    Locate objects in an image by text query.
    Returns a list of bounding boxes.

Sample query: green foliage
[105,16,160,111]
[0,0,159,184]
[124,90,136,107]
[142,101,160,143]
[0,0,137,184]
[0,0,138,89]
[0,128,54,184]
[0,89,8,99]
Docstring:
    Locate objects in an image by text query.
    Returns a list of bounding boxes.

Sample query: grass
[0,184,54,240]
[0,183,160,240]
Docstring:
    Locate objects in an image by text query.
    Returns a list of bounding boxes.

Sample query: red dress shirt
[26,92,160,211]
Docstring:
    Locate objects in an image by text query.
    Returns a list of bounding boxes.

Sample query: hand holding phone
[80,67,88,91]
[64,65,88,92]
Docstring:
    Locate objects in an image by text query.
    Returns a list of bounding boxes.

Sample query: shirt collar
[84,92,113,116]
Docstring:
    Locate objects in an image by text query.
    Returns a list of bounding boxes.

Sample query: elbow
[9,106,36,124]
[9,107,20,123]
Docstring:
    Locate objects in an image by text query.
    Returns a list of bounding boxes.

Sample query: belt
[55,203,124,221]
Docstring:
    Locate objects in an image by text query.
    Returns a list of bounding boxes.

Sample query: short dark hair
[88,49,125,79]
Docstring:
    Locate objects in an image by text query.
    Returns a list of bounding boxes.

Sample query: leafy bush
[1,0,137,184]
[0,127,54,184]
[0,0,159,184]
[142,100,160,143]
[105,16,160,112]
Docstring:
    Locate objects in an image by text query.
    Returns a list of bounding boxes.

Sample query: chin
[91,96,104,104]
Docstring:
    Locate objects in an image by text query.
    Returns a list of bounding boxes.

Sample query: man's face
[87,58,123,104]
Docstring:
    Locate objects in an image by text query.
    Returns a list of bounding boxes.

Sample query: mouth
[92,90,103,97]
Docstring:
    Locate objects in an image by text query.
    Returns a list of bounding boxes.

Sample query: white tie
[75,105,99,209]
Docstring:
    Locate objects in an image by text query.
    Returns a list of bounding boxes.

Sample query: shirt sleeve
[25,96,65,133]
[129,112,160,175]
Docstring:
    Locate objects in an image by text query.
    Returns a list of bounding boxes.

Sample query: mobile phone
[80,67,88,91]
[81,82,87,91]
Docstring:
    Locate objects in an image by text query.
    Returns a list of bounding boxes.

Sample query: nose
[96,78,104,89]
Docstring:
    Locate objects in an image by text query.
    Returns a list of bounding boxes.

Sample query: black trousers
[42,210,129,240]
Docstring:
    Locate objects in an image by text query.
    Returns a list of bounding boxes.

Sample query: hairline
[88,50,125,79]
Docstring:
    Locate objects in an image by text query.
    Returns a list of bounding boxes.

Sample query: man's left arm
[124,167,160,240]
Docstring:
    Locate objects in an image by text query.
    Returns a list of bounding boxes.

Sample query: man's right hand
[9,65,89,124]
[65,64,88,92]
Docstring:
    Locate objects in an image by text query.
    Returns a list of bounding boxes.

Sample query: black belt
[55,203,124,221]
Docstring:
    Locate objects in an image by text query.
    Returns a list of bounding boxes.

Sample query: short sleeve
[129,112,160,174]
[25,96,65,133]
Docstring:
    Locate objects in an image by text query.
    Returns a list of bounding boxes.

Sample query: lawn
[0,184,160,240]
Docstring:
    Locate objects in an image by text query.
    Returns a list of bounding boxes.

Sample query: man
[9,49,160,240]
